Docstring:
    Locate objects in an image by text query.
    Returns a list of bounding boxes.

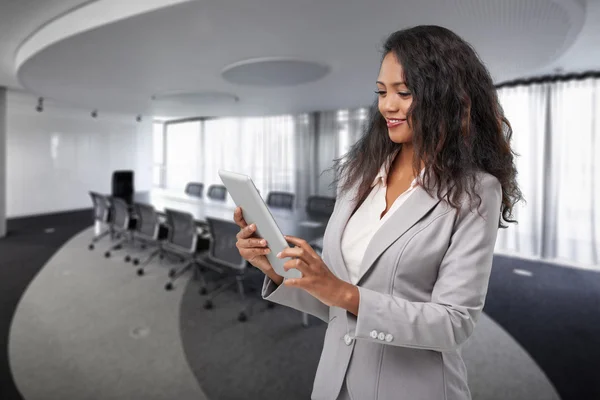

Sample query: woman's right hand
[234,207,282,283]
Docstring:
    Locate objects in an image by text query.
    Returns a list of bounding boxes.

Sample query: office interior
[0,1,599,400]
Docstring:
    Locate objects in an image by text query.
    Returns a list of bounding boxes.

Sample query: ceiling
[2,0,599,118]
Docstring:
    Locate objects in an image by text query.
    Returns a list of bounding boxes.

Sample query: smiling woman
[232,25,523,400]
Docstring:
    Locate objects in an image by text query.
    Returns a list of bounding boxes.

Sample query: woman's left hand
[277,235,357,310]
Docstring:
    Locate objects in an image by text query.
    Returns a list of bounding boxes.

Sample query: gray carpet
[8,227,208,400]
[8,225,560,400]
[179,274,561,400]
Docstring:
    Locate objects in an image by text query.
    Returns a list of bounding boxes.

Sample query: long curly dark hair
[333,25,523,228]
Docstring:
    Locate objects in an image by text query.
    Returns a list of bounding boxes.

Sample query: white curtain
[496,78,600,267]
[164,121,202,190]
[202,115,298,206]
[316,107,369,196]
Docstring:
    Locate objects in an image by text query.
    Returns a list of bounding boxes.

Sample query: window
[203,115,296,203]
[164,121,202,190]
[152,122,165,187]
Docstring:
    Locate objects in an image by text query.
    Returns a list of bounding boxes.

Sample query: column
[0,87,6,237]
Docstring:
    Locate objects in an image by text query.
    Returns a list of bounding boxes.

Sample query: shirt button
[378,332,385,341]
[344,334,353,346]
[385,334,394,343]
[370,330,378,339]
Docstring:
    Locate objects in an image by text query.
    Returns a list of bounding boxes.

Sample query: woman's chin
[388,131,412,144]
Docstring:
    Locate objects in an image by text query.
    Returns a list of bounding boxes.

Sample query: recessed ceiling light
[513,269,533,277]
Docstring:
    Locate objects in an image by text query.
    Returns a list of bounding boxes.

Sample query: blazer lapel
[354,184,447,285]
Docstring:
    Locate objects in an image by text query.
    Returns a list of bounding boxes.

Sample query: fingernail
[260,240,267,245]
[276,252,281,258]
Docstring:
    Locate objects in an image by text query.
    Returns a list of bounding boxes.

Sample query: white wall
[6,91,153,217]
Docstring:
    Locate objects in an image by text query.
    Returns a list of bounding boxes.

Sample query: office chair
[130,203,170,275]
[104,197,137,258]
[207,185,227,201]
[306,195,336,218]
[112,170,134,205]
[266,191,295,210]
[163,208,212,291]
[199,217,265,322]
[88,192,113,250]
[184,182,204,198]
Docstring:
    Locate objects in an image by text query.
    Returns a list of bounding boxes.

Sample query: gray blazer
[263,171,503,400]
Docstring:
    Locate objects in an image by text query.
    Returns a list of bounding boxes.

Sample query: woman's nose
[381,96,400,113]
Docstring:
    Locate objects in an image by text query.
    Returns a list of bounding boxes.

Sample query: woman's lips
[386,118,406,128]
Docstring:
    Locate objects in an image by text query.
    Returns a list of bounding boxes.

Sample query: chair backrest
[165,208,197,252]
[206,217,246,271]
[306,195,336,217]
[266,191,295,210]
[89,192,111,223]
[111,196,131,230]
[134,203,159,238]
[112,170,134,204]
[184,182,204,198]
[207,185,227,201]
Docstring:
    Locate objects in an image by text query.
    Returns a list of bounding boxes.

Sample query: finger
[240,247,271,259]
[277,246,313,266]
[283,278,305,288]
[282,258,309,275]
[233,207,248,228]
[236,223,256,240]
[284,235,319,258]
[236,237,268,249]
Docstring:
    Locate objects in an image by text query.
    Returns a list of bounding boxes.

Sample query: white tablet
[218,169,302,279]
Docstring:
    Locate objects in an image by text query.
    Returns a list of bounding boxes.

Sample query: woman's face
[376,52,413,144]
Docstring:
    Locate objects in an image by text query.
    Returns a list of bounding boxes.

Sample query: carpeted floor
[0,209,93,400]
[1,210,600,400]
[178,272,560,400]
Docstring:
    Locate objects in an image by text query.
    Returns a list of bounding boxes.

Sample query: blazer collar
[329,175,450,285]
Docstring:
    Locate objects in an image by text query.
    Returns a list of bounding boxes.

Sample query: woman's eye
[374,90,386,96]
[398,92,412,98]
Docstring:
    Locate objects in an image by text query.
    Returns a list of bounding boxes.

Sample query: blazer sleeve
[352,174,503,352]
[262,276,330,323]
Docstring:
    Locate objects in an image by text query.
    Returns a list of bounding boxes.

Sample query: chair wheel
[104,252,110,258]
[238,312,247,322]
[115,244,122,250]
[168,269,176,278]
[137,269,144,276]
[165,282,174,291]
[267,303,275,309]
[203,300,213,310]
[199,287,207,295]
[125,255,131,262]
[133,259,139,266]
[88,244,94,250]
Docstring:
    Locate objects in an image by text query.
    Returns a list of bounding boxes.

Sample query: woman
[234,25,522,400]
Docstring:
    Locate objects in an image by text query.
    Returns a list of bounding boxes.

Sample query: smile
[386,118,406,128]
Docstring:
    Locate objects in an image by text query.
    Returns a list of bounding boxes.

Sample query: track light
[36,97,44,112]
[91,110,98,118]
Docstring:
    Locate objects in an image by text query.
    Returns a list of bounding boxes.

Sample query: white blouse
[340,156,422,285]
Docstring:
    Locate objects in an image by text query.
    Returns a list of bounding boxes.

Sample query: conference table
[133,189,331,326]
[134,189,330,242]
